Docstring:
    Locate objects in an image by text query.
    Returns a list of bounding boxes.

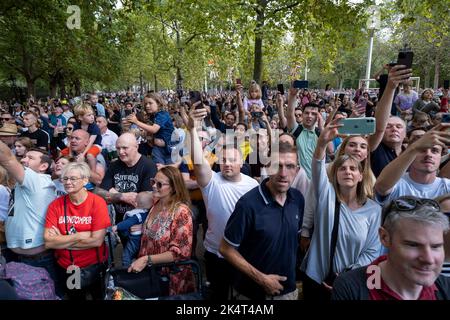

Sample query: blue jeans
[122,235,142,267]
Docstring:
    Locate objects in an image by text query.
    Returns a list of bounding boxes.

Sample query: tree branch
[268,1,300,17]
[185,32,198,45]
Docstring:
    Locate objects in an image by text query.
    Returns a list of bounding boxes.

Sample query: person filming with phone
[300,118,382,301]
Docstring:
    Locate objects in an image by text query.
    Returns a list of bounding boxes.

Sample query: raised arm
[236,85,245,124]
[287,86,299,131]
[187,105,212,188]
[375,125,450,196]
[313,118,342,161]
[276,93,287,130]
[126,113,160,134]
[0,140,24,184]
[368,65,413,152]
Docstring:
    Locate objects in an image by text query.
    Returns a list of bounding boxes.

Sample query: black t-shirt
[370,142,398,178]
[74,123,102,146]
[20,129,49,150]
[100,155,157,222]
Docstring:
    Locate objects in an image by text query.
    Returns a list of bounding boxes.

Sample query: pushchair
[103,234,204,300]
[104,260,204,300]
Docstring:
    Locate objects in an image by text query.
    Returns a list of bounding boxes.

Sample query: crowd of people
[0,62,450,301]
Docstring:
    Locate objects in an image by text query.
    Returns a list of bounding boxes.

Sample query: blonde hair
[61,162,91,180]
[0,166,9,186]
[248,82,262,99]
[335,136,375,199]
[74,103,94,118]
[330,154,368,205]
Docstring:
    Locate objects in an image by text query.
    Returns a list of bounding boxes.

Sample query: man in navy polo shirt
[220,142,305,300]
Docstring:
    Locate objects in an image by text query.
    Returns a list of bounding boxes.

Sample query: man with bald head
[97,132,157,224]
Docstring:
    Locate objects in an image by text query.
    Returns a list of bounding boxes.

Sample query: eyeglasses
[383,196,440,223]
[150,178,170,189]
[62,177,83,182]
[0,117,12,121]
[66,127,73,131]
[392,197,440,211]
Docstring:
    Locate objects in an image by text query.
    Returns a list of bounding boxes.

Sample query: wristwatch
[147,255,153,267]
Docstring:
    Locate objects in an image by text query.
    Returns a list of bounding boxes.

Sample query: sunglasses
[0,117,12,121]
[150,178,170,189]
[66,127,74,131]
[383,196,440,223]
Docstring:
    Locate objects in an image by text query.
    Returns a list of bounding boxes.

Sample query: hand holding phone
[338,117,376,136]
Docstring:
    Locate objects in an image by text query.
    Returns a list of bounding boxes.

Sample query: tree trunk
[59,72,66,98]
[49,78,58,98]
[154,74,158,92]
[139,71,143,95]
[253,2,266,85]
[26,78,36,98]
[175,25,184,91]
[424,67,431,88]
[433,49,440,89]
[74,79,81,96]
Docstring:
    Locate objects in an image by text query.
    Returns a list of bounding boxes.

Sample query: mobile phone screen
[277,84,285,95]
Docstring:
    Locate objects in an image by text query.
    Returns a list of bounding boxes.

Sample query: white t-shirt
[6,168,56,250]
[376,173,450,205]
[0,185,10,221]
[201,171,258,257]
[101,129,119,150]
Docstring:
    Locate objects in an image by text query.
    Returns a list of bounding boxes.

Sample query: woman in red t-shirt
[44,162,110,300]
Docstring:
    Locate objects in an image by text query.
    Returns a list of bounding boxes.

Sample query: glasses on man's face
[150,178,170,189]
[62,177,83,183]
[0,117,12,121]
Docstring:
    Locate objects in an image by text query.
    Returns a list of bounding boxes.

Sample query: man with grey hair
[332,196,450,300]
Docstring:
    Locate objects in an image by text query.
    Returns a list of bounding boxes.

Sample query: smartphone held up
[338,117,376,136]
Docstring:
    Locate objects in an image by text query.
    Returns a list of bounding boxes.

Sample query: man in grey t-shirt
[375,124,450,203]
[0,141,57,282]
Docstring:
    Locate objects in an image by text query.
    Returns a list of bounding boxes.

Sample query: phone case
[338,117,376,136]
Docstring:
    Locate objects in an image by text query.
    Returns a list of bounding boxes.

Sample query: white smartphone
[338,117,376,135]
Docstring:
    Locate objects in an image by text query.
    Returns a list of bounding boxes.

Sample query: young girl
[242,81,265,111]
[126,93,175,164]
[14,137,33,159]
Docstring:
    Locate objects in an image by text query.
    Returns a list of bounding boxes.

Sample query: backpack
[5,262,59,300]
[292,124,320,140]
